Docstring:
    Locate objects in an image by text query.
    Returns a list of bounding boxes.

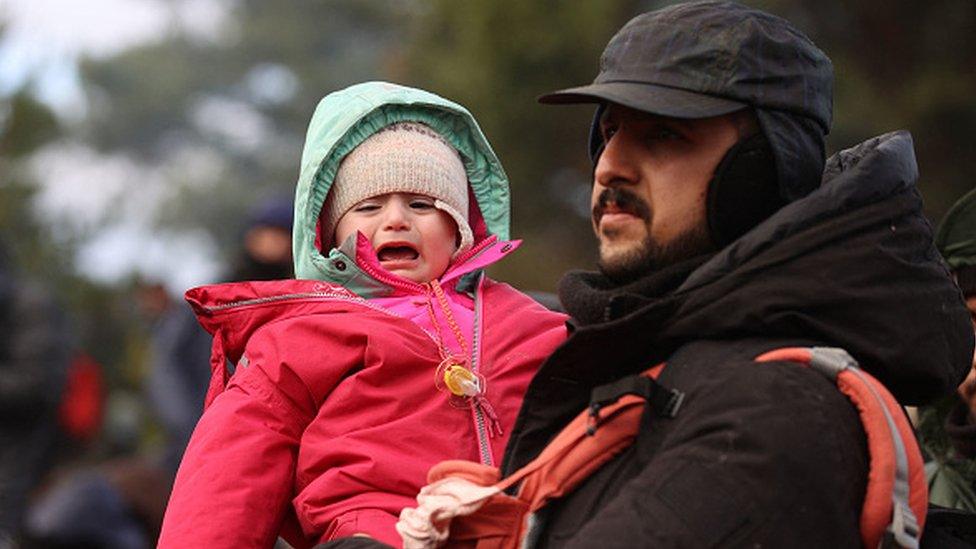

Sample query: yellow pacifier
[443,364,480,397]
[436,357,481,398]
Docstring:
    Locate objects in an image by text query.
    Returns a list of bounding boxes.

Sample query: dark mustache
[593,187,652,223]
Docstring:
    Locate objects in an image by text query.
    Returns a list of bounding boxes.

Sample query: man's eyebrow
[655,115,690,127]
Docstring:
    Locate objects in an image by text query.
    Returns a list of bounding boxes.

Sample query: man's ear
[705,133,783,247]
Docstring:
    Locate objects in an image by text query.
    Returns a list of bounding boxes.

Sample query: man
[494,2,973,547]
[937,187,976,426]
[923,188,976,515]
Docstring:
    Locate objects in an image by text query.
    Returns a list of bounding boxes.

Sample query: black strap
[587,374,685,435]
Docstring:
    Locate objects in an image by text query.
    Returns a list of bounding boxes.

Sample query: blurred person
[937,188,976,431]
[158,82,567,547]
[21,283,199,549]
[391,2,972,548]
[0,241,70,547]
[21,199,296,549]
[920,187,976,521]
[136,281,212,474]
[232,196,295,282]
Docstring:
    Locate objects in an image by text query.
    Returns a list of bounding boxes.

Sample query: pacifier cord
[425,280,502,437]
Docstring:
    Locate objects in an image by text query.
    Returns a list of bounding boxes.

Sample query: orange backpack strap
[509,363,679,512]
[756,347,926,549]
[412,348,925,549]
[401,364,678,549]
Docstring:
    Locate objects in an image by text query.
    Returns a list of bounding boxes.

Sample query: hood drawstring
[426,279,502,437]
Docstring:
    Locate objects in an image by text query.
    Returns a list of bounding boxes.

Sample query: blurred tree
[0,89,68,281]
[0,91,60,158]
[78,0,413,266]
[753,0,976,218]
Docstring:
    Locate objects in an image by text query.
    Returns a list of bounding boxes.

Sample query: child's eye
[353,202,380,212]
[410,199,435,210]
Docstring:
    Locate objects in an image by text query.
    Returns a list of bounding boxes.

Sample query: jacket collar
[322,232,519,299]
[557,254,711,326]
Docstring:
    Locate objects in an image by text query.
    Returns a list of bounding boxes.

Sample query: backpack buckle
[587,375,685,435]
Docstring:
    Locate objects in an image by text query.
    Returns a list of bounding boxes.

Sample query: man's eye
[652,127,682,141]
[601,125,617,141]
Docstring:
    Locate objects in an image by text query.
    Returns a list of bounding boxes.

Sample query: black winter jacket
[499,132,974,547]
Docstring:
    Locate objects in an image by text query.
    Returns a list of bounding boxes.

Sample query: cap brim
[538,81,747,119]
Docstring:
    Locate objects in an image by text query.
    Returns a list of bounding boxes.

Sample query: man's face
[592,104,742,281]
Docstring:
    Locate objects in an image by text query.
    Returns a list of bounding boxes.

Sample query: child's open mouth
[376,243,420,264]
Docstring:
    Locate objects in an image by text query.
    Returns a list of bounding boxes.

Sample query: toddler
[158,82,567,547]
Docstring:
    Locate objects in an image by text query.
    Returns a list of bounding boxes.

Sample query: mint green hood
[292,81,511,284]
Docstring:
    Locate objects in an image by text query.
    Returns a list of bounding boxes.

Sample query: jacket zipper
[201,290,360,312]
[201,290,444,344]
[355,239,498,465]
[356,255,426,294]
[470,272,493,466]
[450,235,498,270]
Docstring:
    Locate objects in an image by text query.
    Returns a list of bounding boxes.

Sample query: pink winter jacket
[158,237,567,548]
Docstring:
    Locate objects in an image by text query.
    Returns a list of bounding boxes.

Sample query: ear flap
[706,133,784,247]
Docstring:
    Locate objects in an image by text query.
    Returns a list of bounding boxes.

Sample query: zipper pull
[474,394,503,438]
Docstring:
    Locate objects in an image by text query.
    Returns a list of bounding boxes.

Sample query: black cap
[542,1,833,202]
[540,1,833,132]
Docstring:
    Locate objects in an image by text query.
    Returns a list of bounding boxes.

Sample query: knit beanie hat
[321,122,473,253]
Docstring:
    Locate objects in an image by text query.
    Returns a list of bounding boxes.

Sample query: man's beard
[594,187,714,283]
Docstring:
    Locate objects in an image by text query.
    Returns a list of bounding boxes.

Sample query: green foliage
[927,459,976,511]
[0,90,69,277]
[0,90,60,158]
[917,397,976,511]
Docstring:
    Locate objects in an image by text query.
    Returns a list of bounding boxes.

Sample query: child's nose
[382,202,411,231]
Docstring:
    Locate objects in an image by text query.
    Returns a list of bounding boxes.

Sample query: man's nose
[594,132,638,188]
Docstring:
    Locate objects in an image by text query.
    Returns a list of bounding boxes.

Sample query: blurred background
[0,0,974,546]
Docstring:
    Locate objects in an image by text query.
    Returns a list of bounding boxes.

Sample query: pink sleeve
[324,509,400,546]
[158,322,352,548]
